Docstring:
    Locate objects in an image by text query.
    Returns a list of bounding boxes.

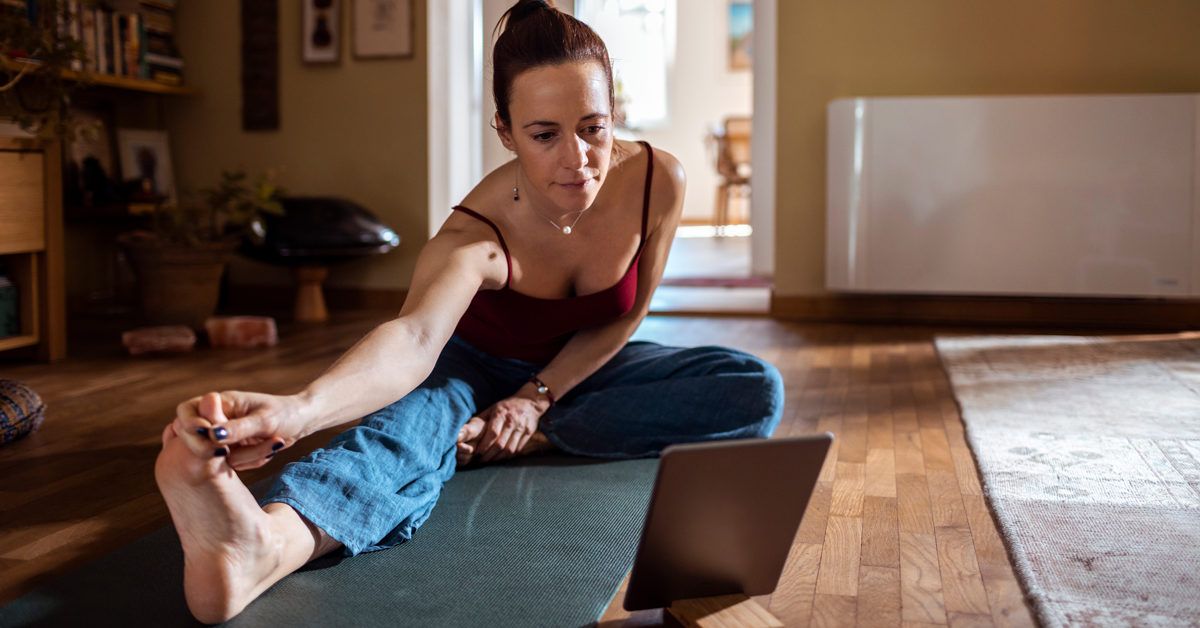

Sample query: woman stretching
[154,1,784,622]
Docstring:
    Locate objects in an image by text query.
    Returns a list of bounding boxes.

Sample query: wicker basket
[0,379,46,446]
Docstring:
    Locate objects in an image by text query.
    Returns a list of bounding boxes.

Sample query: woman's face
[499,61,613,214]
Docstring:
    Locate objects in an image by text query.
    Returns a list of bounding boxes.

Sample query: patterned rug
[935,333,1200,627]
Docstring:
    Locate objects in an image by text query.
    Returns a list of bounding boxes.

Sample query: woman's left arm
[469,150,686,461]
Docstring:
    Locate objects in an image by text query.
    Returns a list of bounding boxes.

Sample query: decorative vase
[117,234,239,329]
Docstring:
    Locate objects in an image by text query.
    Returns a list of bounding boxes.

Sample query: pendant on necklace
[562,226,573,235]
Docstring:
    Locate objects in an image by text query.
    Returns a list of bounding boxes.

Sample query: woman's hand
[171,390,310,471]
[457,395,548,465]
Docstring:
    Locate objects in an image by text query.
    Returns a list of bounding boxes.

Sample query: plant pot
[117,234,238,329]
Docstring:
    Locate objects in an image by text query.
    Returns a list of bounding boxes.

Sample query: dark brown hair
[492,0,615,129]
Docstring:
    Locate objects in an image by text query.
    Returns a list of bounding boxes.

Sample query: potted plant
[117,169,284,328]
[1,0,93,141]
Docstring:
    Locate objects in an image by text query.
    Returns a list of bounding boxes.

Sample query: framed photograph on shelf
[116,129,176,205]
[728,0,752,70]
[303,0,341,64]
[66,105,120,208]
[353,0,413,60]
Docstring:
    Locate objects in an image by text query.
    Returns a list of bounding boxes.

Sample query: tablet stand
[667,594,783,627]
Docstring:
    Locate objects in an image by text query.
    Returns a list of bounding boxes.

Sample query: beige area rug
[935,333,1200,627]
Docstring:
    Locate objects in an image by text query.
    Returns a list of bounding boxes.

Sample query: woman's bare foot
[154,423,287,623]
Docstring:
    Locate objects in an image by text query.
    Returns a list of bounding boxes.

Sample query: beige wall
[774,0,1200,296]
[167,0,427,291]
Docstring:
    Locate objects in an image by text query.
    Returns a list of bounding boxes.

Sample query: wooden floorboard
[0,312,1037,626]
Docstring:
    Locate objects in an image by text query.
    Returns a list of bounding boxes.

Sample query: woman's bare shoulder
[648,144,685,195]
[637,143,685,228]
[426,211,509,290]
[458,160,515,215]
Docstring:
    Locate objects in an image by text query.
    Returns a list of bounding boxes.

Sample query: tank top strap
[637,141,654,246]
[451,205,513,288]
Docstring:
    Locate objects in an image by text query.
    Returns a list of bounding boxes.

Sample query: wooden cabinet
[0,134,66,361]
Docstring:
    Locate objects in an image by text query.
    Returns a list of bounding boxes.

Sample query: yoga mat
[0,455,658,627]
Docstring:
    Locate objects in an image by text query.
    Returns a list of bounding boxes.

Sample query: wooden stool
[293,265,329,323]
[239,197,400,323]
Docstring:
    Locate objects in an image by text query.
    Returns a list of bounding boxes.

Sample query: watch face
[537,385,549,395]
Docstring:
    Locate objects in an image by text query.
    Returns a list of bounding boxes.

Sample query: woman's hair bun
[500,0,556,33]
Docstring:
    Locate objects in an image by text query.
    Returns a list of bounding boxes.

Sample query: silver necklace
[514,173,588,235]
[534,207,588,235]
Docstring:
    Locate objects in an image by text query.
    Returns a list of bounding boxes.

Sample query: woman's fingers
[513,430,533,456]
[168,392,233,459]
[481,422,519,463]
[172,416,222,457]
[227,437,287,471]
[458,416,485,444]
[456,442,475,467]
[480,430,506,462]
[475,418,500,455]
[218,410,275,448]
[198,393,232,437]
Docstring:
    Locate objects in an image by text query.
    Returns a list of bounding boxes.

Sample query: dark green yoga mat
[0,456,658,627]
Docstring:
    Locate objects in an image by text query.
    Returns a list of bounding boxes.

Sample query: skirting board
[770,293,1200,330]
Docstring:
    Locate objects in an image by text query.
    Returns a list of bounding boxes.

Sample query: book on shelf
[37,0,186,87]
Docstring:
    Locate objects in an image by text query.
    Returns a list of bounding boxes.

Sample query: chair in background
[709,116,752,235]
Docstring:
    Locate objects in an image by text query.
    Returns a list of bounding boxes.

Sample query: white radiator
[826,94,1200,298]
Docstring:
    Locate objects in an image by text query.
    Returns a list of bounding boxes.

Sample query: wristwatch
[529,376,556,406]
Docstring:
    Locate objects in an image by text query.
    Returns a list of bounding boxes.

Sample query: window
[575,0,676,130]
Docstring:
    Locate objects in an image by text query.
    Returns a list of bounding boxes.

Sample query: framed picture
[70,107,118,180]
[353,0,413,59]
[116,129,176,204]
[729,0,752,71]
[67,105,120,207]
[303,0,341,64]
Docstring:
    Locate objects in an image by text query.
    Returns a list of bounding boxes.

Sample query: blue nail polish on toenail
[212,426,229,441]
[195,427,209,437]
[214,448,228,457]
[271,441,283,451]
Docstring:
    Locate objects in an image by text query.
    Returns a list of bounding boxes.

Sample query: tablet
[622,433,834,611]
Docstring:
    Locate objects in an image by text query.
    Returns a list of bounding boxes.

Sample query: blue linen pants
[258,335,786,556]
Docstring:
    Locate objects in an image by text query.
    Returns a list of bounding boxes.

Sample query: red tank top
[451,141,655,363]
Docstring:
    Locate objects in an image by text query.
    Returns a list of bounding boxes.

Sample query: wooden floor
[0,312,1036,627]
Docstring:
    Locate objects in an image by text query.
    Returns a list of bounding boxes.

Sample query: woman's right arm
[170,223,506,466]
[295,227,502,436]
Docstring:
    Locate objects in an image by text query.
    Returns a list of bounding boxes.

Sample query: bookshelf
[0,0,195,360]
[1,58,198,96]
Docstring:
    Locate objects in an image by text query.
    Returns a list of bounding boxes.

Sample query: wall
[774,0,1200,296]
[167,0,427,292]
